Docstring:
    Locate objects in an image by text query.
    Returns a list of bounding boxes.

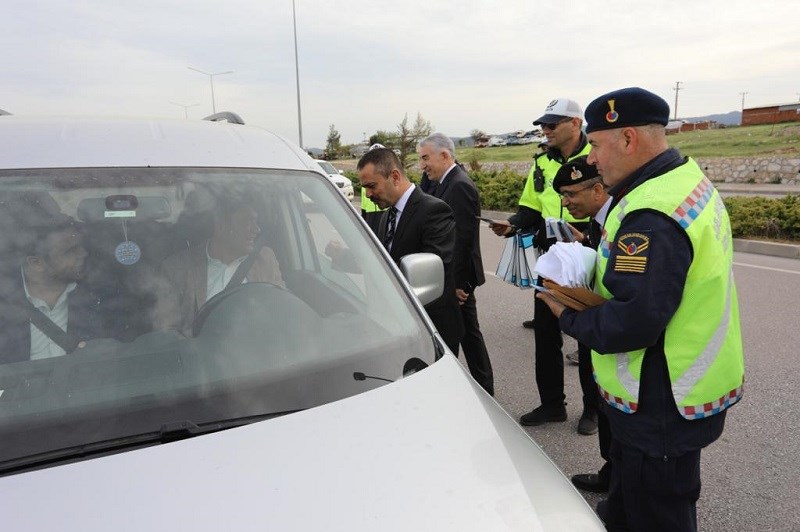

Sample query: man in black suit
[417,133,494,395]
[357,148,464,354]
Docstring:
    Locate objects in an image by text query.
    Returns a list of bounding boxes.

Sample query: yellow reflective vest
[361,187,385,213]
[593,158,745,420]
[518,145,591,223]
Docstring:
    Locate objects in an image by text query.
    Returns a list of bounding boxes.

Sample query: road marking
[733,262,800,275]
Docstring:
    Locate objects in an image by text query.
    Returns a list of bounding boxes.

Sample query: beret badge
[605,99,619,123]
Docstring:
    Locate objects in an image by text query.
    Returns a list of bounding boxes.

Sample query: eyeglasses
[558,182,596,199]
[541,118,572,131]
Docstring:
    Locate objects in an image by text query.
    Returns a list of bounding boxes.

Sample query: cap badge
[570,167,583,180]
[545,99,558,111]
[605,99,619,123]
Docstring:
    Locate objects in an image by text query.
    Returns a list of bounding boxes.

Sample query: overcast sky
[2,0,798,148]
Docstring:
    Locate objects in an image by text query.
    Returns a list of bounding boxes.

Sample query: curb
[481,209,800,261]
[733,239,800,259]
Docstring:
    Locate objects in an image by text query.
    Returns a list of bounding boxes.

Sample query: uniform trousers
[578,342,600,413]
[533,294,564,407]
[580,343,612,481]
[597,439,702,532]
[458,290,493,395]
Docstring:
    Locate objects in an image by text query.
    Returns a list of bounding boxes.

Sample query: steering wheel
[191,282,286,337]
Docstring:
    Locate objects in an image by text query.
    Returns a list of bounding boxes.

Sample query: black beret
[585,87,670,133]
[552,156,600,192]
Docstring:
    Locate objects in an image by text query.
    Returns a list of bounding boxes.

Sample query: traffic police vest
[593,158,745,420]
[361,187,385,213]
[518,145,591,223]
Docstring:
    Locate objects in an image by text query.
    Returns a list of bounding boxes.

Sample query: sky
[2,0,798,149]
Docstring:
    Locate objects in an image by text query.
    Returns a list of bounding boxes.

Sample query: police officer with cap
[490,98,590,429]
[537,87,745,531]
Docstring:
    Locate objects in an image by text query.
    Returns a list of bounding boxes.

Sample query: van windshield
[0,167,435,469]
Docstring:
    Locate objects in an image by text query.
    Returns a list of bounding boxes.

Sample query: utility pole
[739,92,749,111]
[672,81,682,121]
[739,92,749,126]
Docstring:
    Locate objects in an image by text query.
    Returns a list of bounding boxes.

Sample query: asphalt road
[470,223,800,531]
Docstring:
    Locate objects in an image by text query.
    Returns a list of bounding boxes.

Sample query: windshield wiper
[0,410,301,477]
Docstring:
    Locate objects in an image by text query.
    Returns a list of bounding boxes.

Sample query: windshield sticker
[105,210,137,218]
[115,241,141,265]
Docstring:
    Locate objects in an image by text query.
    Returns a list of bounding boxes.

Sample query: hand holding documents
[534,242,607,311]
[545,217,577,243]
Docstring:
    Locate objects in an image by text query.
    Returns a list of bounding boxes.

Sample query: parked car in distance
[0,112,603,531]
[315,158,354,200]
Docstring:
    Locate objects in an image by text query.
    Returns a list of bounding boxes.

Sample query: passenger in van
[0,198,107,363]
[157,195,284,337]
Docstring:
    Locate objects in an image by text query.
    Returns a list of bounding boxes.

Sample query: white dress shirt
[206,242,248,301]
[22,268,77,360]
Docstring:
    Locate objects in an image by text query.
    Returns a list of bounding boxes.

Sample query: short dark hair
[0,192,77,263]
[357,148,402,178]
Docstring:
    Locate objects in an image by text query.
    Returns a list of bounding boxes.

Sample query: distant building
[742,102,800,126]
[664,120,720,134]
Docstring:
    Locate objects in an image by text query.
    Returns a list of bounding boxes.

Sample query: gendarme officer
[537,87,745,531]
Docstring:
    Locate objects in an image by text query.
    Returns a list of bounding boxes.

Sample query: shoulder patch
[614,231,650,273]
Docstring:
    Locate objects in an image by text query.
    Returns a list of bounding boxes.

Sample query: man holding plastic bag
[490,97,590,427]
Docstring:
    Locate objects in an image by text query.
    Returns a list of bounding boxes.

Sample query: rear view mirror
[77,196,171,222]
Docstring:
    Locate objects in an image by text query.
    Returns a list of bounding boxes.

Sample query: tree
[470,129,486,142]
[368,130,395,149]
[324,124,342,160]
[396,112,432,169]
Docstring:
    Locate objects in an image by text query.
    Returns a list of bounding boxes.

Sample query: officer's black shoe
[522,319,535,329]
[519,404,567,426]
[578,408,598,435]
[571,473,609,493]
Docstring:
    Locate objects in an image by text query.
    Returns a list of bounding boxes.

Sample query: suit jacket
[429,165,485,290]
[377,187,463,348]
[0,279,106,364]
[157,242,284,337]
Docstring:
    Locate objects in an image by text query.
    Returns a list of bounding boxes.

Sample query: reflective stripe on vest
[593,158,745,420]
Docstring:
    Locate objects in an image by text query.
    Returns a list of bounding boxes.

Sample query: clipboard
[542,279,607,311]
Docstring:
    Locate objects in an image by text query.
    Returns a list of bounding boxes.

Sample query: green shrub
[724,194,800,240]
[471,167,527,211]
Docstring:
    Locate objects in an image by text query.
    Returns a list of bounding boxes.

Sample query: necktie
[384,207,397,249]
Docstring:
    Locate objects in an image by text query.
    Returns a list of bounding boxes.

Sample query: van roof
[0,116,316,171]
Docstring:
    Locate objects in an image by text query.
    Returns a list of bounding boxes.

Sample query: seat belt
[23,301,81,354]
[222,237,265,292]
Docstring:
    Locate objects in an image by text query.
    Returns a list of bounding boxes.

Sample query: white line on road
[733,262,800,275]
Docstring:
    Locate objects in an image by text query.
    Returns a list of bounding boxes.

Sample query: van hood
[0,355,602,531]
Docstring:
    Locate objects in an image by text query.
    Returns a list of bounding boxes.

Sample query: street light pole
[292,0,304,148]
[169,101,200,119]
[188,67,234,114]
